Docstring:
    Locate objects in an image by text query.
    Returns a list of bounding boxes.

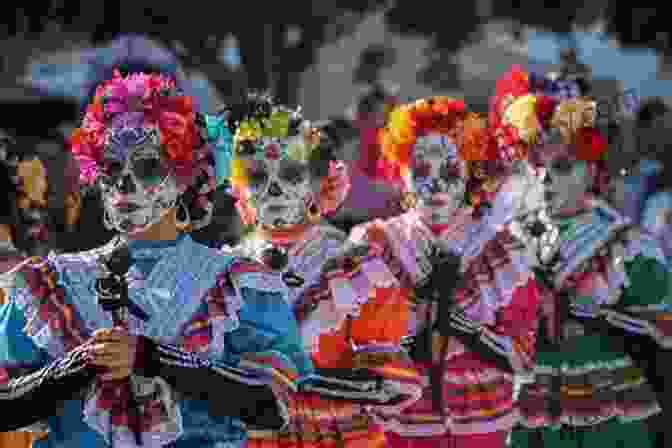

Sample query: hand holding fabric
[90,327,138,380]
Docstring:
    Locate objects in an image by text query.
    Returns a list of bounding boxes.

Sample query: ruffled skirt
[383,356,515,448]
[246,391,386,448]
[515,334,660,432]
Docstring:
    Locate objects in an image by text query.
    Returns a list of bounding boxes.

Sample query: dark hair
[637,97,670,128]
[308,126,340,180]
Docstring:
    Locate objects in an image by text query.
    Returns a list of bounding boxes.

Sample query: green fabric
[510,419,654,448]
[621,255,672,307]
[535,333,628,368]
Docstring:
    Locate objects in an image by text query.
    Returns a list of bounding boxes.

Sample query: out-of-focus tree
[23,0,387,107]
[382,0,482,89]
[489,1,671,56]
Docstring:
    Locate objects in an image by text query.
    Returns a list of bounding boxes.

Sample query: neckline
[125,233,187,259]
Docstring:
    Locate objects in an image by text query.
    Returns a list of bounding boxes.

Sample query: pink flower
[76,156,99,185]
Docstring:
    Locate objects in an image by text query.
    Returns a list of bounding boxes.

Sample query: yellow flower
[503,94,539,144]
[388,107,414,145]
[264,110,290,138]
[236,119,263,141]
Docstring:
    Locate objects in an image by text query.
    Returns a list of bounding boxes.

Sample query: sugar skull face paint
[539,143,590,213]
[411,132,466,210]
[98,127,180,234]
[241,138,314,228]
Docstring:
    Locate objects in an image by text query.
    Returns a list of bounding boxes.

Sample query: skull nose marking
[268,181,282,197]
[117,173,136,194]
[542,172,552,186]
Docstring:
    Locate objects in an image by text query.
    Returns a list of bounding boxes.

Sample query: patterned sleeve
[83,257,313,447]
[437,231,541,375]
[0,268,96,432]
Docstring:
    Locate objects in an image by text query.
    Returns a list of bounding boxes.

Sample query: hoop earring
[175,198,191,230]
[306,201,321,224]
[400,192,417,211]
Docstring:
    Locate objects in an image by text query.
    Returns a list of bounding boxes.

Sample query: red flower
[574,127,607,161]
[264,143,281,160]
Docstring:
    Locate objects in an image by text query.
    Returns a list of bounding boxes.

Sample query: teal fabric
[510,419,653,448]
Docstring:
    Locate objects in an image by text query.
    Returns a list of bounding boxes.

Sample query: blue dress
[0,233,312,448]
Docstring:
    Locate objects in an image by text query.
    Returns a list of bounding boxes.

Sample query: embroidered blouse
[0,233,312,448]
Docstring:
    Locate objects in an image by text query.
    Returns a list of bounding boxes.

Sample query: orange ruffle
[313,287,410,369]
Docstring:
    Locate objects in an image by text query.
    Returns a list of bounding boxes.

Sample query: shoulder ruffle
[348,213,434,287]
[10,254,91,358]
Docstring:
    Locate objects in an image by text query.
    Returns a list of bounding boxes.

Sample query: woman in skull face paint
[497,74,671,448]
[214,91,423,448]
[0,71,316,448]
[341,96,541,448]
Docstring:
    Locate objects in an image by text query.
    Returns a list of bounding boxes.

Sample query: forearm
[0,345,95,431]
[133,337,286,429]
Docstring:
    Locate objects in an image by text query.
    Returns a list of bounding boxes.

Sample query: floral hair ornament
[379,96,468,181]
[69,70,218,230]
[204,113,233,186]
[69,69,202,185]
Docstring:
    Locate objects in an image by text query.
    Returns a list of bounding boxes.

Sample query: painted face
[241,138,313,228]
[411,132,466,210]
[15,157,50,251]
[509,160,546,217]
[98,127,180,234]
[539,143,590,212]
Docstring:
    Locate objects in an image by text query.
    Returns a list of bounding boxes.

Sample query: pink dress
[349,207,541,448]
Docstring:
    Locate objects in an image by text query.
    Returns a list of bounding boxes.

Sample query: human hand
[90,327,138,380]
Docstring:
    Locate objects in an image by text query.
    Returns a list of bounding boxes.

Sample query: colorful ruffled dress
[0,233,312,448]
[509,199,670,448]
[347,206,540,448]
[222,224,423,448]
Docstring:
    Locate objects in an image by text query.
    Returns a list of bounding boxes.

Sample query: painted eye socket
[440,163,460,179]
[237,140,257,157]
[132,157,163,181]
[551,158,573,174]
[248,169,268,187]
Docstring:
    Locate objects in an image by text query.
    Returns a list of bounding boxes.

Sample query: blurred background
[0,3,671,448]
[0,0,670,248]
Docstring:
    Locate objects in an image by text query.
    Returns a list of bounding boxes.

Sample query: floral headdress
[224,103,321,192]
[379,96,469,180]
[206,93,350,225]
[490,65,607,163]
[380,96,508,209]
[69,70,218,230]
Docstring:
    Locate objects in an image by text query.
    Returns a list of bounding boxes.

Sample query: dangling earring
[175,198,191,230]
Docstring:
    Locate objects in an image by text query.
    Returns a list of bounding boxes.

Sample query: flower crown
[491,66,606,161]
[380,96,479,177]
[69,70,201,185]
